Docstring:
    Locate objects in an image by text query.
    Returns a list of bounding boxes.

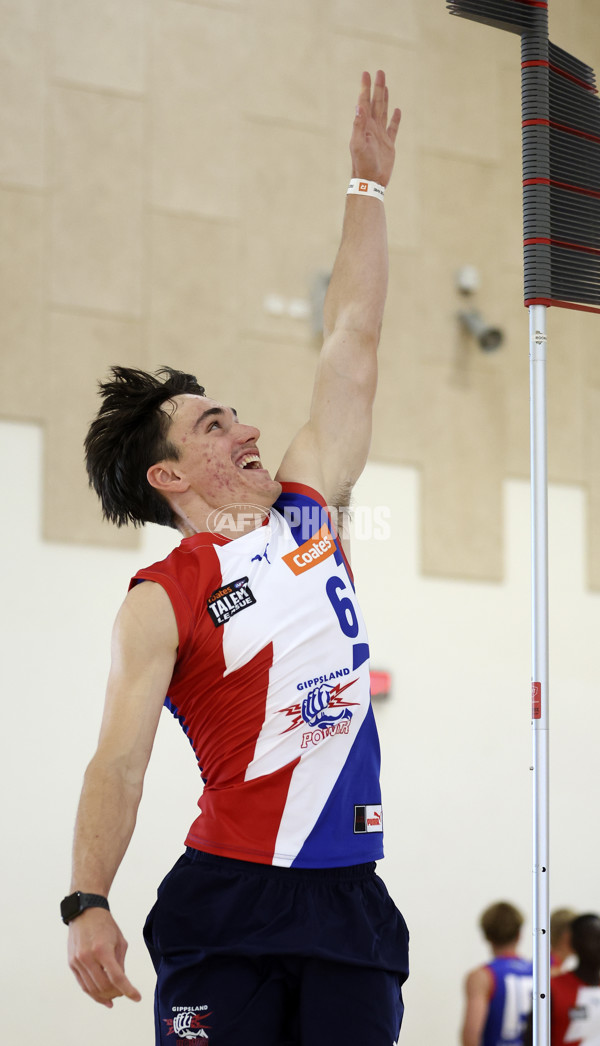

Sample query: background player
[461,901,533,1046]
[524,912,600,1046]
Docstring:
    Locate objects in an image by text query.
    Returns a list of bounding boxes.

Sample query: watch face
[60,892,82,924]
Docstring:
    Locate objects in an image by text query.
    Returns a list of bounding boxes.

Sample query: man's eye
[208,420,221,431]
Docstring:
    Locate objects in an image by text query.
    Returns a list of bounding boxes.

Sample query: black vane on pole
[448,0,600,313]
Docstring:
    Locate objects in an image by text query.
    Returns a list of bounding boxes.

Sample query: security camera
[458,309,504,351]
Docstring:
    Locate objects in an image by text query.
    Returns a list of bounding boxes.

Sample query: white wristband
[347,178,385,200]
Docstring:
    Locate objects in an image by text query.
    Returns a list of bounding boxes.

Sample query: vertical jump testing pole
[529,299,549,1046]
[447,3,600,1045]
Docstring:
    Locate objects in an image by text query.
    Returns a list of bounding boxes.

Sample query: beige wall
[2,0,600,579]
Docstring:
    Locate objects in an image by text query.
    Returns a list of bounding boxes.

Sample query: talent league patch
[207,576,256,627]
[354,804,383,834]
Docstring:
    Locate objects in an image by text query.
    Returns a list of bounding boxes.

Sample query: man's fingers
[71,962,96,1000]
[372,69,386,120]
[71,957,116,1007]
[94,953,142,1003]
[382,85,389,127]
[70,951,141,1006]
[357,69,371,113]
[387,108,402,143]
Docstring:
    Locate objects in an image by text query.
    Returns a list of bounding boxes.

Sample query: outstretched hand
[350,70,401,187]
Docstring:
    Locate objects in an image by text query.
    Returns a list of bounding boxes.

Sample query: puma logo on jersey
[354,804,383,834]
[283,524,336,575]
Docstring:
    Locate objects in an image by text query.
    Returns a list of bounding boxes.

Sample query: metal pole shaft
[529,303,550,1046]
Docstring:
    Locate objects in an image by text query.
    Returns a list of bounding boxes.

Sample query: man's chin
[251,474,282,503]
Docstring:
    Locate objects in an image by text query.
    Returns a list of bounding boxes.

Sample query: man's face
[163,393,282,510]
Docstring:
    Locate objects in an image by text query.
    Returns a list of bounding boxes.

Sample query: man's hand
[350,69,401,187]
[68,907,142,1008]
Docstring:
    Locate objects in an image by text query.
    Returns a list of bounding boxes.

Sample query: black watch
[60,891,110,925]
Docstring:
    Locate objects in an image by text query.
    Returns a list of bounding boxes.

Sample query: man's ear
[147,461,190,494]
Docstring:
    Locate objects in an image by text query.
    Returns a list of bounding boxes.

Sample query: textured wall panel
[332,0,418,43]
[370,247,425,467]
[418,25,503,163]
[50,0,146,94]
[49,86,144,315]
[43,309,144,546]
[0,0,45,187]
[417,152,507,370]
[420,363,505,581]
[239,119,334,342]
[0,188,45,419]
[208,333,319,483]
[546,309,586,487]
[150,1,243,217]
[244,16,327,127]
[146,210,239,383]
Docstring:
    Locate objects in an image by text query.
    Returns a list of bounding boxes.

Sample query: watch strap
[61,891,110,925]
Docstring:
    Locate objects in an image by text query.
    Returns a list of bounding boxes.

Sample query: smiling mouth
[237,453,264,470]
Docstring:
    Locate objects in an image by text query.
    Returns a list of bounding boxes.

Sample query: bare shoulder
[113,580,179,655]
[465,964,494,997]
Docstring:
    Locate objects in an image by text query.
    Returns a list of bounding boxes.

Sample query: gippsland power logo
[278,673,360,748]
[163,1006,212,1040]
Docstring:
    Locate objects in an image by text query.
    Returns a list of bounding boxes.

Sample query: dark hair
[480,902,524,947]
[571,913,600,955]
[84,365,206,529]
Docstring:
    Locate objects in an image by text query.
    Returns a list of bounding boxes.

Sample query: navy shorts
[144,848,409,1045]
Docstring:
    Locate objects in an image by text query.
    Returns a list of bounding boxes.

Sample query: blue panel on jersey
[274,490,329,547]
[352,643,370,670]
[291,706,383,868]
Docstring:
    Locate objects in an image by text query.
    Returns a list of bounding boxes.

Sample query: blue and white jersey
[484,956,533,1046]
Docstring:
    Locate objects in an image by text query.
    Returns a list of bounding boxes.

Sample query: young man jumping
[63,69,409,1046]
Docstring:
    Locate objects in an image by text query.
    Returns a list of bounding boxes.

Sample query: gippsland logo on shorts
[207,576,256,627]
[163,1005,212,1040]
[278,670,360,747]
[282,524,336,575]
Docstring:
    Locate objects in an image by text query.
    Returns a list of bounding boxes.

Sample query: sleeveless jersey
[483,956,533,1046]
[131,484,383,869]
[550,971,600,1045]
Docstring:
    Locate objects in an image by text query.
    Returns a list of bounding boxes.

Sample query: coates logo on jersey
[278,672,359,747]
[282,524,336,575]
[163,1006,212,1040]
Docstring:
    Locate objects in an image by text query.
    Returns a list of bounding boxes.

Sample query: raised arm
[66,580,178,1007]
[276,70,401,507]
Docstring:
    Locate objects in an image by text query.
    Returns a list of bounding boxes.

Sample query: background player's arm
[461,966,493,1046]
[67,580,178,1008]
[276,70,401,507]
